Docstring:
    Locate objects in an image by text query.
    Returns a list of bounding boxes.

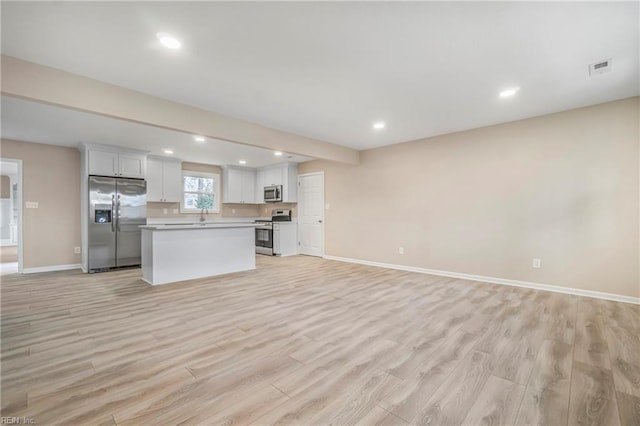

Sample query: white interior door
[298,172,324,257]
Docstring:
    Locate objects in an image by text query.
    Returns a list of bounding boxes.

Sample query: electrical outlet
[232,208,236,214]
[325,203,330,210]
[172,208,179,214]
[25,201,39,209]
[163,208,168,215]
[399,247,404,255]
[74,247,81,254]
[532,258,541,269]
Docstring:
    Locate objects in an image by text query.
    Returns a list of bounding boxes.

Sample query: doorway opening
[0,159,23,275]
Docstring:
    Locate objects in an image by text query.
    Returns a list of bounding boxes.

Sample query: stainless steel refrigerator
[88,176,146,272]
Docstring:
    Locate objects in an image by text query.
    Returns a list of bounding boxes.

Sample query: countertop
[140,223,259,230]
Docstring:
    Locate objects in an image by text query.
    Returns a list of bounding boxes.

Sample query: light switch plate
[25,201,39,209]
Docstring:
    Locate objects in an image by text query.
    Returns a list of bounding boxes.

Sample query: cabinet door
[118,154,146,178]
[255,170,265,203]
[88,150,118,176]
[282,164,298,202]
[162,161,183,203]
[225,168,243,203]
[264,167,283,186]
[146,158,164,202]
[241,169,256,203]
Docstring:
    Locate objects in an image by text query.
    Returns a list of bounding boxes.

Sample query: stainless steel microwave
[264,185,282,202]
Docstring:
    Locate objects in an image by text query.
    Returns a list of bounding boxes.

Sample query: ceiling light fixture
[238,160,247,165]
[163,149,174,154]
[274,151,283,157]
[156,32,181,49]
[499,87,520,98]
[373,121,386,130]
[194,136,205,142]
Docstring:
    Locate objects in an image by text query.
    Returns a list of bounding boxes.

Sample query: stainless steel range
[255,209,292,256]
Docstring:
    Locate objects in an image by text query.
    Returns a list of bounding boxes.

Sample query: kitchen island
[139,223,258,285]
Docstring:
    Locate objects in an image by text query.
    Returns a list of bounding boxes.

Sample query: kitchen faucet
[200,208,208,222]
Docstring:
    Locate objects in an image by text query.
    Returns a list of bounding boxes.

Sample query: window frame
[180,170,221,214]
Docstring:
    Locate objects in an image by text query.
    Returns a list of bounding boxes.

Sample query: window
[181,171,220,213]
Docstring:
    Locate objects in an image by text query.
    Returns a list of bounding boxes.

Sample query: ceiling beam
[1,55,359,165]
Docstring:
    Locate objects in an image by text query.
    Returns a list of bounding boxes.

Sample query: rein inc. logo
[1,418,34,424]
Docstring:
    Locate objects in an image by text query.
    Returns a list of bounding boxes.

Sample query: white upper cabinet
[162,161,183,202]
[88,150,118,176]
[281,163,298,203]
[147,157,182,202]
[263,167,283,187]
[223,163,298,204]
[255,169,265,203]
[87,148,146,179]
[222,167,256,204]
[118,154,146,179]
[257,163,298,203]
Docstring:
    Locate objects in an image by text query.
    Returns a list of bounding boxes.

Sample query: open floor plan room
[1,256,639,425]
[1,1,639,425]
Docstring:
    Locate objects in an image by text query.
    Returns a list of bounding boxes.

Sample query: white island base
[140,223,257,285]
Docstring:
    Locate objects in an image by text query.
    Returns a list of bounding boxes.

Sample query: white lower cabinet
[273,222,297,256]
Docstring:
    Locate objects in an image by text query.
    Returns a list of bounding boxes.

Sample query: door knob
[318,220,323,223]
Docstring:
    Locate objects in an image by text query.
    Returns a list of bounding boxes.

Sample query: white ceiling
[0,96,312,168]
[1,2,638,150]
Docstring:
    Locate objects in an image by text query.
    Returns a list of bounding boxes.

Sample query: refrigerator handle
[111,194,116,233]
[116,194,121,232]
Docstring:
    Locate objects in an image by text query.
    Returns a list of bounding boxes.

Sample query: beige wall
[0,175,10,199]
[300,97,640,298]
[0,139,81,268]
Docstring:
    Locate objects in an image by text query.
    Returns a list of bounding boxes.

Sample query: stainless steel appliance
[264,185,282,203]
[88,176,146,272]
[255,209,291,255]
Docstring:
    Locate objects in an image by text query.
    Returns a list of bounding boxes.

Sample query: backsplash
[257,203,298,217]
[146,202,297,219]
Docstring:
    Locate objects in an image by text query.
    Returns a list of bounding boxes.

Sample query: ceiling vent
[589,59,612,76]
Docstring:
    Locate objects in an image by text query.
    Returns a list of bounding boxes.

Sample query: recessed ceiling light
[238,160,247,165]
[274,151,283,157]
[163,149,174,155]
[373,121,385,130]
[194,136,205,142]
[499,87,520,98]
[156,32,181,49]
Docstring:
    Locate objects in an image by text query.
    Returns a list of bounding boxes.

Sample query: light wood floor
[1,255,639,425]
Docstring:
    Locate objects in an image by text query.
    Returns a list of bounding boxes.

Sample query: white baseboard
[22,264,82,274]
[323,255,640,305]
